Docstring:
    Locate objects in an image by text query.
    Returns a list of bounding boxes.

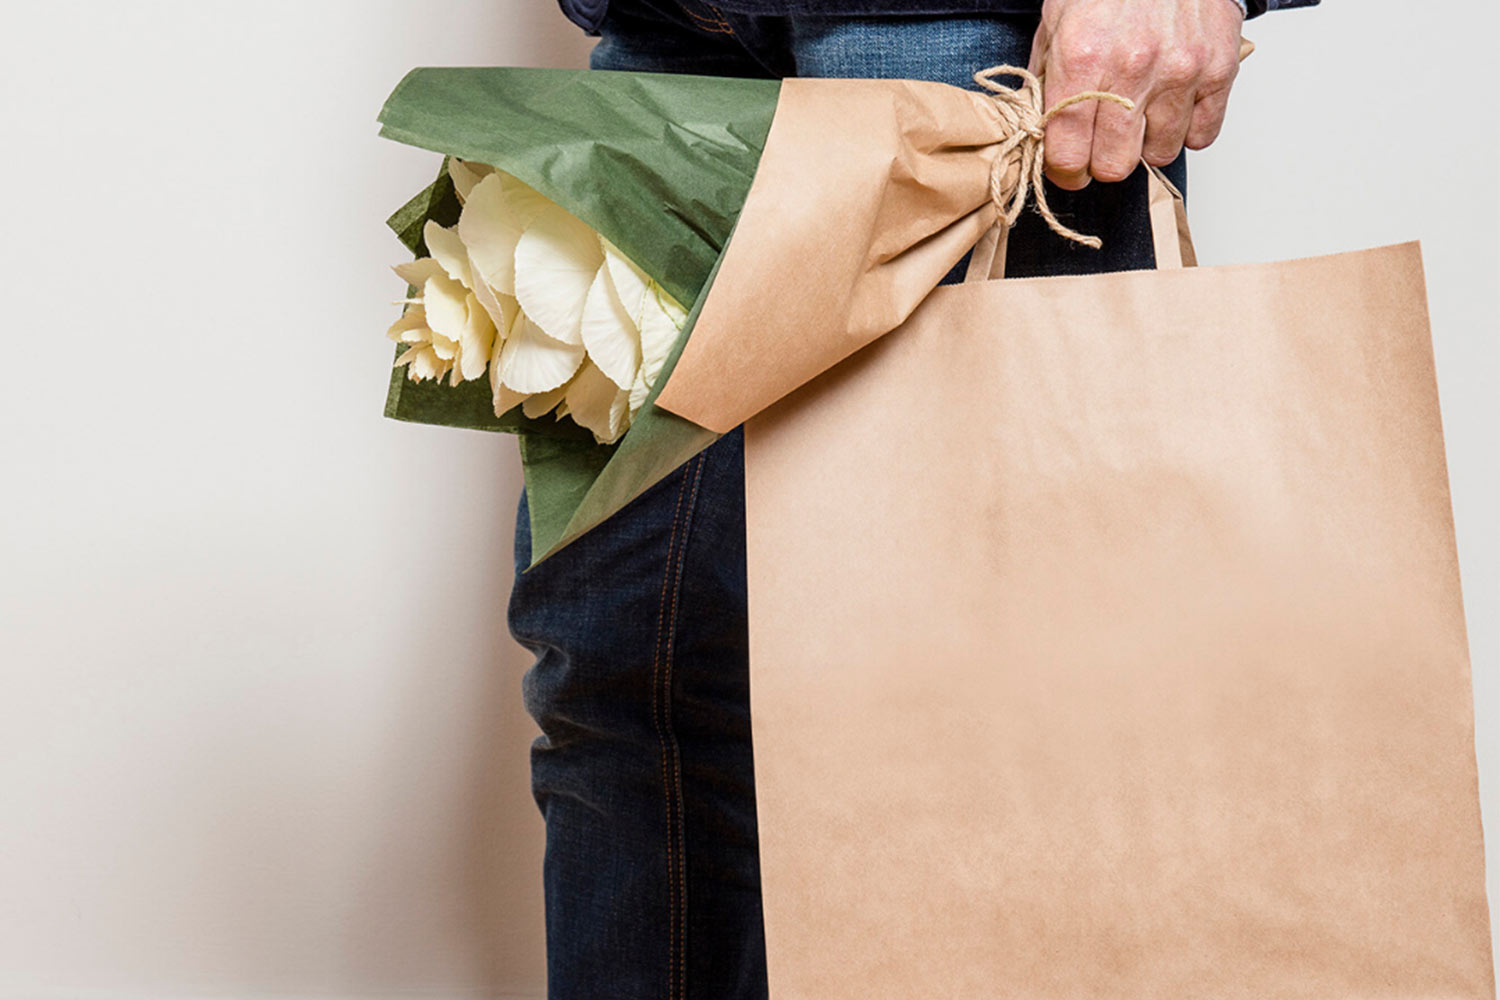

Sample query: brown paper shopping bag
[741,169,1494,998]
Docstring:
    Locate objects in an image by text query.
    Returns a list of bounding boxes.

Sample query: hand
[1026,0,1245,190]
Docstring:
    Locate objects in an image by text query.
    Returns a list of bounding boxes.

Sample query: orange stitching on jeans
[652,477,686,999]
[662,455,707,997]
[651,461,696,1000]
[681,1,734,33]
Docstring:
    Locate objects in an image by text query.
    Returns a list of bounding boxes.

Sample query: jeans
[508,4,1186,998]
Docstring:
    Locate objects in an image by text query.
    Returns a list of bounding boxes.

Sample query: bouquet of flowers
[381,68,783,563]
[389,159,687,445]
[378,65,1113,563]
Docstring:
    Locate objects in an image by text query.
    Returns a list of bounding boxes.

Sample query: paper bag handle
[964,161,1195,283]
[964,34,1251,284]
[1147,161,1197,270]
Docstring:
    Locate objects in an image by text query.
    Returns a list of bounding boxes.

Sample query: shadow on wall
[347,5,594,997]
[355,472,551,995]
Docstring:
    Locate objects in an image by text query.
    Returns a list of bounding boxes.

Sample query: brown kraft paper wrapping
[742,237,1494,997]
[655,44,1254,434]
[653,76,1010,434]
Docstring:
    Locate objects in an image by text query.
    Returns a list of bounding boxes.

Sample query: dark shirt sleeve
[1248,0,1321,16]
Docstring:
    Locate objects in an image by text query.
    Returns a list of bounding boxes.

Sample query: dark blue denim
[561,0,1318,40]
[592,0,1188,282]
[510,6,1188,999]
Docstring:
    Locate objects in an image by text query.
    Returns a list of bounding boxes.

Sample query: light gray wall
[0,3,590,998]
[0,1,1494,997]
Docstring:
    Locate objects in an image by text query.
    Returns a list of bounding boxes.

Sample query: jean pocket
[669,0,737,35]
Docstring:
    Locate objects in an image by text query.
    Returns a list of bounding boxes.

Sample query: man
[509,0,1319,997]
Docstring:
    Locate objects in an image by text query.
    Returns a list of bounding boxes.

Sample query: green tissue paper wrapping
[377,67,781,565]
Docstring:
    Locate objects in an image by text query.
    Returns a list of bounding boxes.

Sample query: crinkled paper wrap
[378,68,778,563]
[653,77,1015,433]
[378,68,1030,563]
[653,44,1258,432]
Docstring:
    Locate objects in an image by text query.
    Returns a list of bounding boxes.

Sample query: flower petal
[521,383,568,419]
[600,237,652,327]
[498,313,585,394]
[423,220,473,289]
[392,257,446,290]
[467,249,518,335]
[564,358,632,445]
[490,333,514,412]
[580,267,641,390]
[399,344,451,382]
[387,304,429,343]
[656,285,689,326]
[623,287,684,415]
[457,293,496,381]
[628,363,652,418]
[636,287,681,386]
[492,379,527,419]
[423,273,470,345]
[513,205,603,346]
[460,171,551,297]
[447,157,494,204]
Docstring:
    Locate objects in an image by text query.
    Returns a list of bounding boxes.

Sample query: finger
[1044,101,1098,191]
[1141,88,1194,167]
[1080,33,1157,183]
[1185,49,1238,149]
[1025,18,1051,78]
[1184,87,1230,150]
[1040,51,1102,191]
[1087,96,1146,183]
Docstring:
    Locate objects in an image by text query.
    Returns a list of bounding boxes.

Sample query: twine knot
[971,65,1136,249]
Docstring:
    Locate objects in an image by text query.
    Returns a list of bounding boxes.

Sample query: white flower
[387,219,499,387]
[388,158,689,445]
[459,167,551,297]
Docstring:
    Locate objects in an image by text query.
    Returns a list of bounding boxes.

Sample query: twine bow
[972,65,1136,249]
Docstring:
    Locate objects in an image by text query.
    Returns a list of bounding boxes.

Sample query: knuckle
[1114,39,1158,78]
[1096,115,1139,144]
[1142,146,1180,167]
[1058,39,1105,75]
[1049,170,1092,191]
[1048,149,1090,176]
[1184,122,1222,150]
[1157,49,1201,88]
[1201,58,1239,90]
[1092,157,1136,183]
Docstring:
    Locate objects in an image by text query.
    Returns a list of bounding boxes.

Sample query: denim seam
[651,454,707,1000]
[669,455,707,997]
[680,1,735,34]
[651,472,688,1000]
[685,13,734,34]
